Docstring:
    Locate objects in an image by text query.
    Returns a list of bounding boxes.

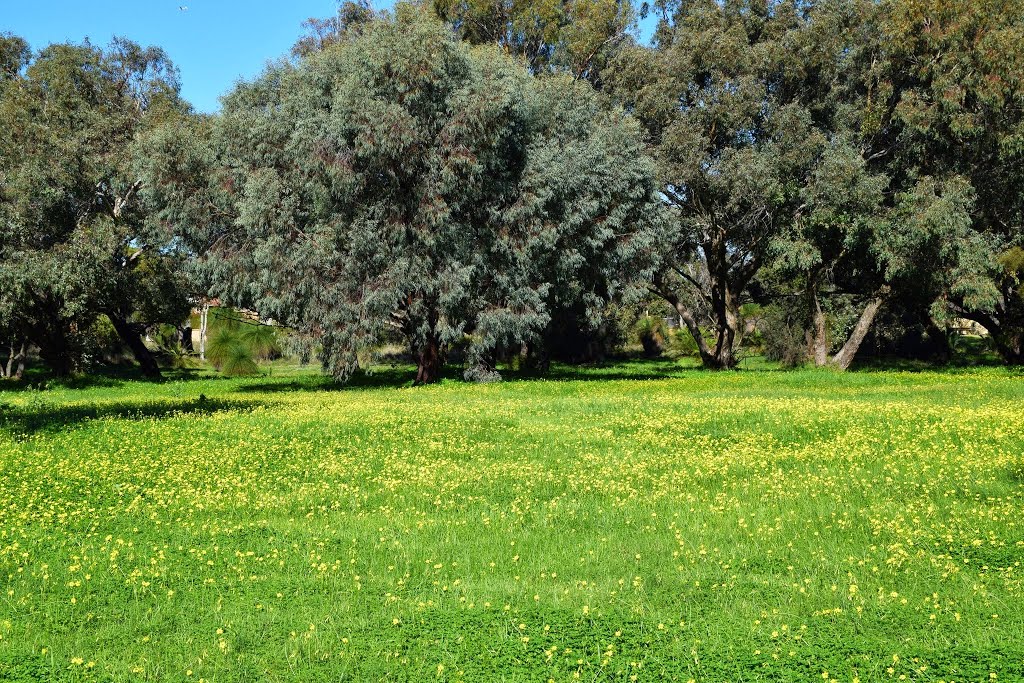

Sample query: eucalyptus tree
[864,0,1024,364]
[773,0,1024,367]
[605,0,1017,369]
[606,0,835,369]
[755,0,935,369]
[0,35,192,376]
[431,0,636,83]
[143,7,662,383]
[500,75,665,369]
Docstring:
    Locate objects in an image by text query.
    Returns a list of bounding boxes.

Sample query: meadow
[0,361,1022,682]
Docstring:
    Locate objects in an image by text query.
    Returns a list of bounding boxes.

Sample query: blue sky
[4,1,656,114]
[5,1,345,112]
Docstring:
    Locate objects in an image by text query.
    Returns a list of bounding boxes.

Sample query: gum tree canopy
[608,0,833,369]
[143,8,662,384]
[0,34,192,377]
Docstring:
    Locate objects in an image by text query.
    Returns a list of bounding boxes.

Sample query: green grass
[1,360,1022,682]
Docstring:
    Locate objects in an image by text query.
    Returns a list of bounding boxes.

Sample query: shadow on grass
[848,353,1014,373]
[0,395,258,436]
[238,359,694,393]
[236,365,461,393]
[0,365,210,393]
[503,358,693,383]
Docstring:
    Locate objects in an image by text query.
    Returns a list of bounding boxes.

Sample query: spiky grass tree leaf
[206,327,248,372]
[239,324,280,361]
[220,344,260,376]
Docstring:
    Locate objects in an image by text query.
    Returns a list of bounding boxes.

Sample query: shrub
[762,305,808,368]
[464,364,502,383]
[635,316,667,357]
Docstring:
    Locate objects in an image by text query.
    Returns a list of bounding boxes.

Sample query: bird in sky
[179,5,189,10]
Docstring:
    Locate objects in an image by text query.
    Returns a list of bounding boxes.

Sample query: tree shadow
[0,366,209,393]
[239,360,696,393]
[235,365,427,393]
[0,395,259,436]
[500,358,696,383]
[850,354,1013,373]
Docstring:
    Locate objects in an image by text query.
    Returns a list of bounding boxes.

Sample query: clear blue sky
[4,1,657,114]
[4,1,346,112]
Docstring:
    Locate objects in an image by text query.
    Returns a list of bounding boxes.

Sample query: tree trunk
[36,329,74,377]
[831,288,889,370]
[810,294,828,367]
[108,314,162,379]
[948,300,1023,366]
[179,324,194,352]
[4,341,26,379]
[199,304,209,361]
[668,298,739,369]
[673,302,714,365]
[655,246,749,371]
[992,329,1024,365]
[519,341,550,373]
[923,318,952,363]
[14,342,25,380]
[712,298,740,369]
[414,335,443,385]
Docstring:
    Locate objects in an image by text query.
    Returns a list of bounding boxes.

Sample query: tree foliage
[5,0,1023,378]
[867,0,1024,363]
[144,7,662,383]
[0,35,193,377]
[607,0,1024,369]
[431,0,636,83]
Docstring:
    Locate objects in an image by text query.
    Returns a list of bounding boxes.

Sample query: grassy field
[1,360,1022,682]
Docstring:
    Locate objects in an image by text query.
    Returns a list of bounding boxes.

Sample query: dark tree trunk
[179,324,194,352]
[108,314,162,379]
[414,335,442,385]
[832,288,889,370]
[711,295,740,369]
[35,328,74,377]
[519,341,550,374]
[993,329,1024,365]
[923,318,952,363]
[988,296,1024,365]
[949,296,1024,366]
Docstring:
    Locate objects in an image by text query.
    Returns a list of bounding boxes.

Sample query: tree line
[2,0,1022,383]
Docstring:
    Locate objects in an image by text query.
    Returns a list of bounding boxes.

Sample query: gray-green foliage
[607,0,832,369]
[144,6,663,383]
[606,0,1024,369]
[0,35,192,377]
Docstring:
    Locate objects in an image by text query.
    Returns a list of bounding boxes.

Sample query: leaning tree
[865,0,1024,364]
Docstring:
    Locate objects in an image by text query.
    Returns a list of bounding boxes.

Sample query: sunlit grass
[1,360,1022,681]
